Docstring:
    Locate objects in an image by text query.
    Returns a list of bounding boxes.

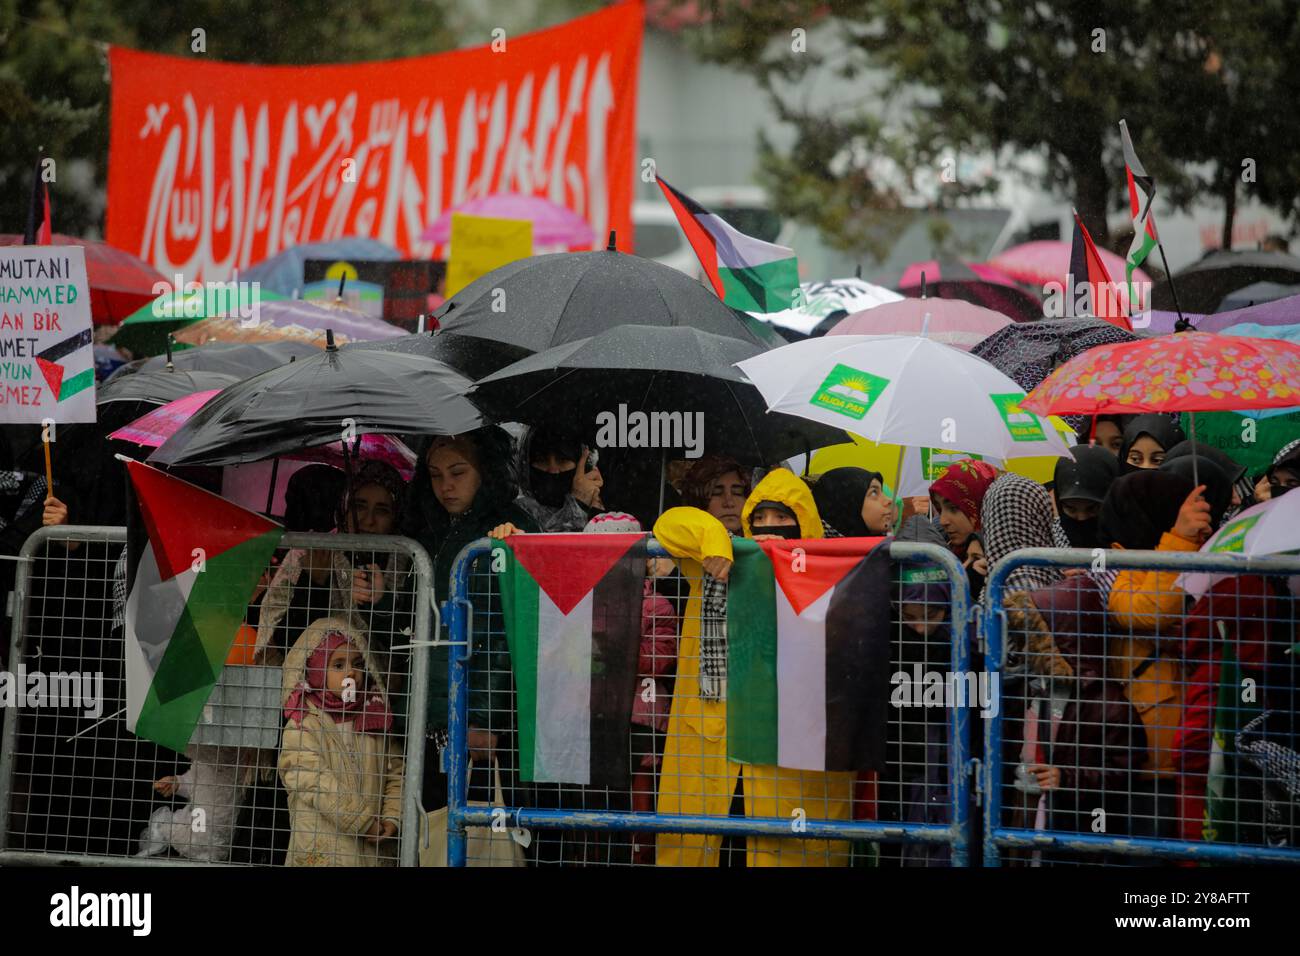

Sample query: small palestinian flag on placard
[124,460,283,753]
[726,537,893,772]
[495,533,646,787]
[656,176,799,313]
[36,328,94,402]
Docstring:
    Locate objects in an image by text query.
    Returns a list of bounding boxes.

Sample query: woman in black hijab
[1162,440,1251,520]
[1098,470,1195,552]
[1159,455,1230,531]
[810,467,895,536]
[1118,414,1185,473]
[1053,446,1120,548]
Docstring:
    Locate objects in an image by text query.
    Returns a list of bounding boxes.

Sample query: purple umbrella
[174,299,407,346]
[420,193,595,247]
[1142,293,1300,335]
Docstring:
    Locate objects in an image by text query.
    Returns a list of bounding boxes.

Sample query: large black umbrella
[149,336,483,467]
[346,330,507,381]
[429,246,786,376]
[97,367,241,406]
[1152,250,1300,313]
[970,316,1144,429]
[472,325,848,466]
[128,340,320,377]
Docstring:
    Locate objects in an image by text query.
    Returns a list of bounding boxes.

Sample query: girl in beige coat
[278,618,404,867]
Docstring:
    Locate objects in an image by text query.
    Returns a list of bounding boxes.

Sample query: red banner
[107,4,642,281]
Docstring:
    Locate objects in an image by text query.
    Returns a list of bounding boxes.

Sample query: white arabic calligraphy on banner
[107,5,641,282]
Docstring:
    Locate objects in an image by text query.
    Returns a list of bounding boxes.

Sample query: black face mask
[752,523,802,540]
[1057,513,1100,549]
[530,466,575,508]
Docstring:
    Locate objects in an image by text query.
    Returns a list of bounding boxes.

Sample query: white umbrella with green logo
[1178,490,1300,599]
[735,334,1073,465]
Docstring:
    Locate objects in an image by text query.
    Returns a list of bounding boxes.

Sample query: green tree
[689,0,1300,255]
[0,0,463,237]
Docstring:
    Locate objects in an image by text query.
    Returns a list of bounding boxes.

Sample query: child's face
[901,602,947,636]
[751,507,798,529]
[860,478,896,534]
[325,646,366,696]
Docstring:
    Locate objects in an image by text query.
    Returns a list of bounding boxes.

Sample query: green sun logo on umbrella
[810,364,890,420]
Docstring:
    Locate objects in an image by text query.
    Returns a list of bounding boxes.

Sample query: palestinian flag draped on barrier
[124,460,282,753]
[1204,623,1263,844]
[496,533,646,787]
[725,537,893,772]
[656,176,799,313]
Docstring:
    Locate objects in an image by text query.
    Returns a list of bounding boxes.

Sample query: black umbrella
[346,329,508,381]
[970,317,1144,430]
[472,325,848,467]
[149,333,483,468]
[429,244,786,376]
[131,340,320,377]
[1152,249,1300,314]
[97,368,241,406]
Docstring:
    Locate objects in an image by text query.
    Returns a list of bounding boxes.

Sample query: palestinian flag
[35,328,94,402]
[24,150,52,246]
[124,460,283,753]
[496,533,646,787]
[1203,622,1262,844]
[726,537,892,772]
[1119,119,1159,311]
[656,176,799,313]
[1069,210,1132,332]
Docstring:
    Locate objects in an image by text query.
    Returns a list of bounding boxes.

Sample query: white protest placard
[0,245,96,423]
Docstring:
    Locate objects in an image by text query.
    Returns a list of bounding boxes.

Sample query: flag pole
[1156,239,1193,332]
[42,434,54,496]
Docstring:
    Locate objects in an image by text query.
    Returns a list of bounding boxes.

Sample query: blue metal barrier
[982,547,1300,867]
[443,536,974,867]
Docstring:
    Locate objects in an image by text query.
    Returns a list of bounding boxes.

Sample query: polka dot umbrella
[1021,331,1300,484]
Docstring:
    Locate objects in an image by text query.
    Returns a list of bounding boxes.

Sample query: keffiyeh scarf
[698,571,728,701]
[981,474,1070,594]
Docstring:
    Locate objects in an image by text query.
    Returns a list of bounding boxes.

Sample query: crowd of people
[2,410,1298,867]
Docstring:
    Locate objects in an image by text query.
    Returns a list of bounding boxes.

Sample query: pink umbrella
[111,391,417,478]
[827,297,1013,350]
[899,258,1022,289]
[896,257,1042,322]
[110,389,221,446]
[992,240,1151,289]
[421,193,596,247]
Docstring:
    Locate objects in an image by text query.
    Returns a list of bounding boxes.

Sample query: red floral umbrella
[0,234,166,325]
[1021,331,1300,416]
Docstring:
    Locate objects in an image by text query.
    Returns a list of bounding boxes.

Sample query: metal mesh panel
[983,547,1300,866]
[0,527,430,867]
[443,537,973,867]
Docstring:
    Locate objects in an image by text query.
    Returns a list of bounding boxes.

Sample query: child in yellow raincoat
[278,618,404,866]
[653,468,856,866]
